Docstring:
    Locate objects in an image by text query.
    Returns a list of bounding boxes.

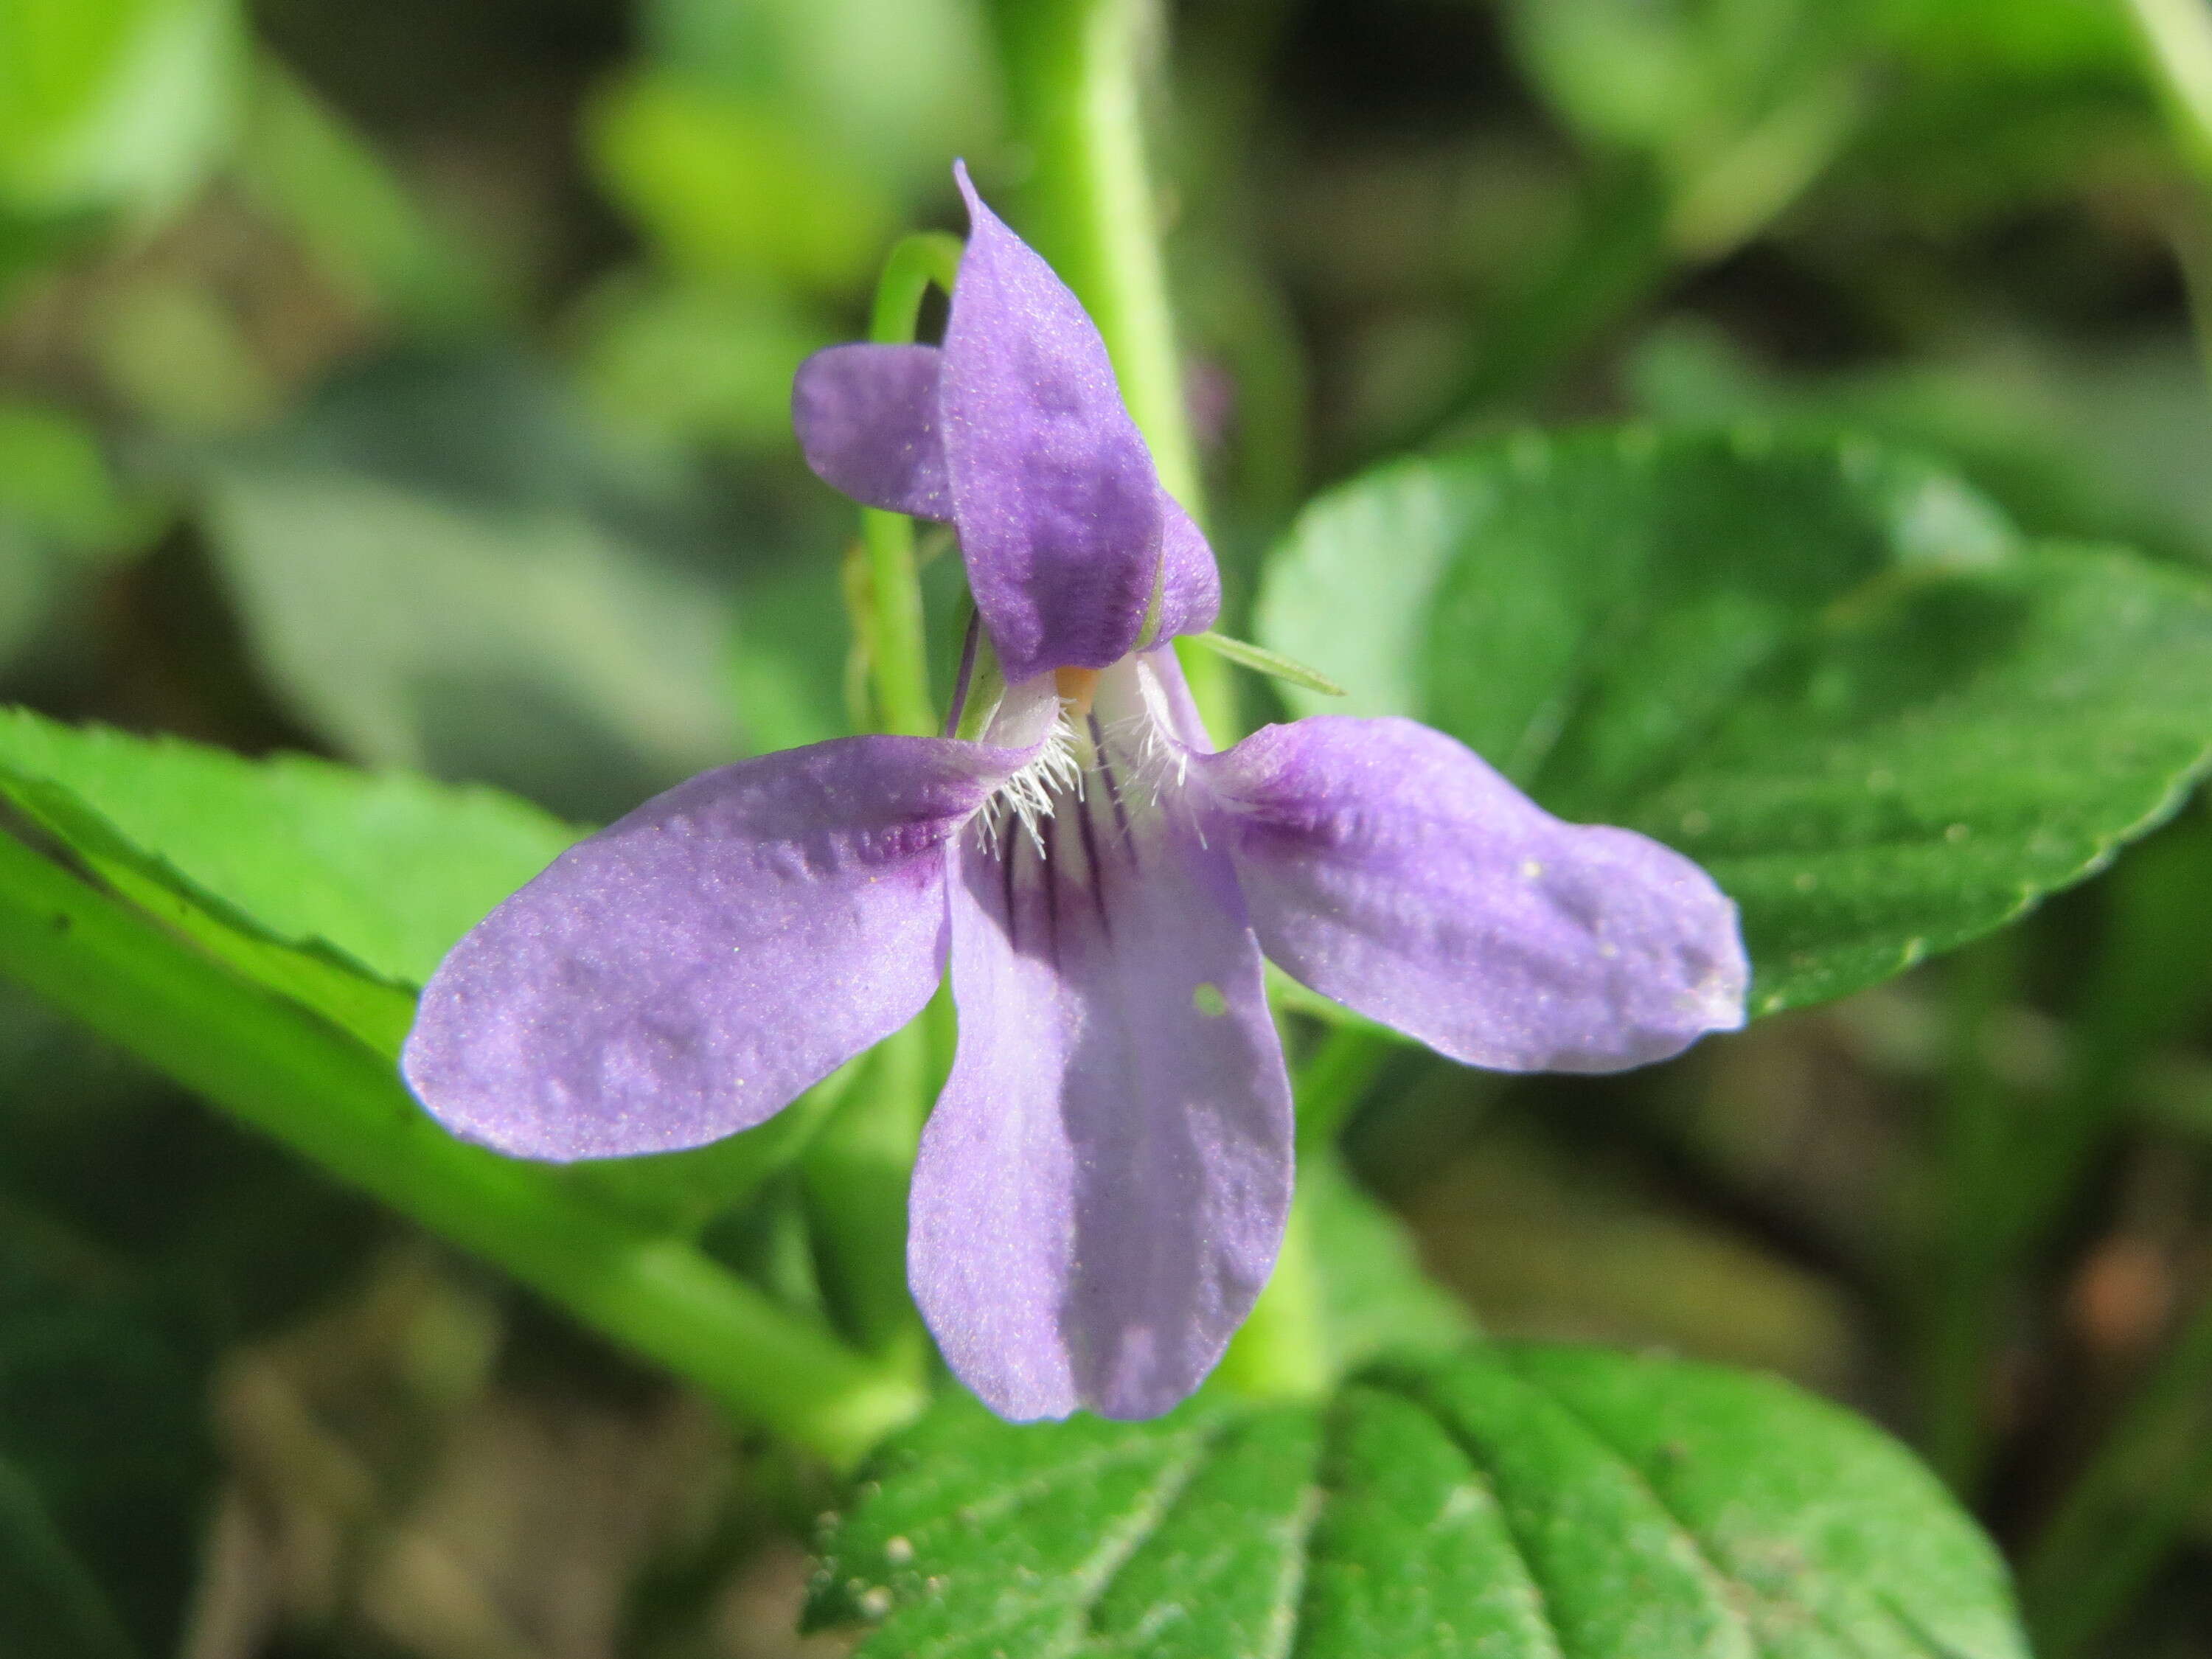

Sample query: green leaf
[0,0,245,225]
[0,828,925,1467]
[0,400,156,670]
[1868,0,2139,80]
[811,1343,2029,1658]
[233,59,497,330]
[1256,428,2212,1013]
[1499,0,1862,253]
[577,276,834,449]
[639,0,995,204]
[1625,321,2212,569]
[0,710,842,1233]
[586,71,894,292]
[0,705,577,1051]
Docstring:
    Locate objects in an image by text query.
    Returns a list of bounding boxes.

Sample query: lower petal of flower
[403,737,1018,1161]
[908,744,1293,1422]
[1200,715,1749,1073]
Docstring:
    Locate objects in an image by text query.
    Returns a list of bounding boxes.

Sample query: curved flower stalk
[401,164,1747,1424]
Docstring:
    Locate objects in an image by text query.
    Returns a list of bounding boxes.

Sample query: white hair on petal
[1102,707,1187,808]
[978,702,1085,857]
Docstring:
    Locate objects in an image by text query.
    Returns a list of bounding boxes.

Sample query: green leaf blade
[815,1344,2030,1659]
[0,706,577,1048]
[1300,1383,1556,1658]
[1086,1408,1323,1658]
[809,1394,1231,1654]
[1501,1346,2026,1659]
[1395,1355,1751,1659]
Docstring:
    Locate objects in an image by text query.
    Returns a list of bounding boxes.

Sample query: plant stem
[988,0,1235,735]
[803,1015,935,1368]
[808,234,970,1361]
[1217,1018,1386,1402]
[1916,931,2023,1492]
[0,829,923,1469]
[1293,1025,1393,1152]
[862,232,965,738]
[1214,1172,1329,1402]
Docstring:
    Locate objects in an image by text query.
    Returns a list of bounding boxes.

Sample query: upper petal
[908,783,1293,1421]
[790,342,953,519]
[402,736,1023,1160]
[939,161,1164,681]
[1198,717,1747,1072]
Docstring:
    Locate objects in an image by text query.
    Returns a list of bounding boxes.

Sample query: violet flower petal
[908,803,1293,1420]
[1152,491,1222,641]
[403,737,1023,1160]
[790,342,953,519]
[1199,716,1748,1071]
[939,161,1164,681]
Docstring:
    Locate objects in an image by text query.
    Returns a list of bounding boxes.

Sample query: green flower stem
[987,0,1235,735]
[0,828,923,1469]
[802,1012,936,1368]
[1214,1171,1329,1402]
[862,232,965,739]
[809,234,969,1366]
[1217,1018,1388,1402]
[1916,931,2025,1493]
[1292,1025,1393,1152]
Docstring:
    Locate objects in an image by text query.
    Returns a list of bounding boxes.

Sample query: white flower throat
[975,657,1180,864]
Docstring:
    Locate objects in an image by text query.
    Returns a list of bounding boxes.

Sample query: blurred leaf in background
[576,0,996,455]
[193,350,745,819]
[0,0,246,244]
[0,400,152,675]
[1625,319,2212,569]
[1500,0,1867,259]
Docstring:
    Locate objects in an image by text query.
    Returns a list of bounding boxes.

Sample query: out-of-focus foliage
[197,352,743,818]
[4,0,2212,1653]
[0,0,245,236]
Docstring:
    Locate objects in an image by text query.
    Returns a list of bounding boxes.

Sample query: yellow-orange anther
[1054,666,1102,717]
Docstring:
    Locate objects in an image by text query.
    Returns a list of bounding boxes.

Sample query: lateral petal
[402,737,1022,1160]
[909,792,1293,1420]
[1152,490,1222,641]
[939,161,1163,681]
[1200,717,1748,1072]
[790,342,953,518]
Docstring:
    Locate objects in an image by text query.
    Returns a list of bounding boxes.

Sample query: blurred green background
[4,0,2212,1654]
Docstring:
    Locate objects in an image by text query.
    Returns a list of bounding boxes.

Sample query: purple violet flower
[400,164,1748,1423]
